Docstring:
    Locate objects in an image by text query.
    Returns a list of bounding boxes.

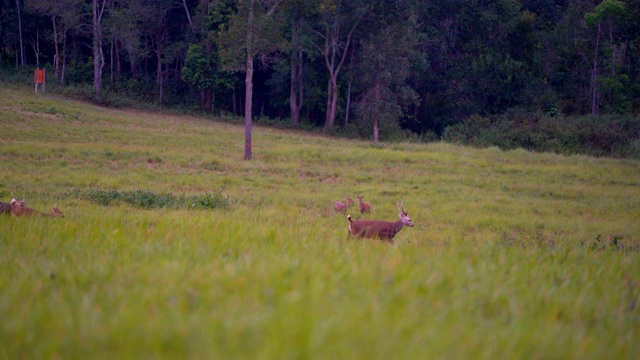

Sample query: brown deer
[334,196,354,213]
[347,203,414,243]
[1,197,25,215]
[11,199,64,218]
[356,195,372,214]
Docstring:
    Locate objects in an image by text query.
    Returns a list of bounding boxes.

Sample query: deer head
[397,202,414,227]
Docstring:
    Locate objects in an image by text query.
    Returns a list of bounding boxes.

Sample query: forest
[1,0,639,157]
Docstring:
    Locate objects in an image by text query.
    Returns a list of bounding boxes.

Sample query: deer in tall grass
[347,203,414,243]
[356,195,371,214]
[334,196,354,213]
[11,199,64,218]
[1,195,25,215]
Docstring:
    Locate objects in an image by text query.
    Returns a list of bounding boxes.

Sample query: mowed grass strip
[1,86,639,359]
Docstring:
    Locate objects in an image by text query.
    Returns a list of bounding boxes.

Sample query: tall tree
[16,0,25,65]
[218,0,283,160]
[92,0,107,97]
[353,0,419,142]
[27,0,80,81]
[312,0,367,129]
[585,0,627,114]
[280,0,316,126]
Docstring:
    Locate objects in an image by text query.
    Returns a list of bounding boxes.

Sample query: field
[1,85,639,359]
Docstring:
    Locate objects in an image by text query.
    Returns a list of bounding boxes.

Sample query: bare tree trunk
[325,78,332,125]
[61,29,67,83]
[110,34,114,83]
[233,92,237,115]
[93,0,106,98]
[52,16,59,77]
[373,80,381,142]
[115,39,122,78]
[32,27,40,69]
[345,79,352,125]
[290,53,299,125]
[328,78,339,128]
[244,0,255,160]
[591,20,601,115]
[290,50,303,125]
[181,0,193,28]
[157,40,163,106]
[316,11,365,129]
[16,0,25,66]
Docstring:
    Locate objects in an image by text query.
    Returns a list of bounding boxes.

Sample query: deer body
[334,196,354,213]
[2,198,25,215]
[357,195,371,214]
[0,201,13,215]
[347,203,413,243]
[11,199,64,218]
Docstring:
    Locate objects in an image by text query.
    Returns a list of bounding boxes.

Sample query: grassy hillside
[1,85,639,359]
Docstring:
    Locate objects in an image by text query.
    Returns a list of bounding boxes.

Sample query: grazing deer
[347,203,414,243]
[1,197,25,215]
[356,195,372,214]
[11,199,64,218]
[334,196,354,213]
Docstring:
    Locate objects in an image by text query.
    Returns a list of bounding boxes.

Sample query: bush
[443,110,640,158]
[71,189,229,210]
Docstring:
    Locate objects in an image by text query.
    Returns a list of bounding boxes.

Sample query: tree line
[1,0,639,158]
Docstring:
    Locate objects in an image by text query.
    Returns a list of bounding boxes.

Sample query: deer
[1,195,25,215]
[356,195,372,214]
[11,198,64,218]
[334,196,354,213]
[347,203,414,244]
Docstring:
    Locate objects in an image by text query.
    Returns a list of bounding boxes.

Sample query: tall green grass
[1,86,639,359]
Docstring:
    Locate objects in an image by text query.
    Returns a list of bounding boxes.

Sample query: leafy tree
[585,0,627,114]
[352,0,419,142]
[217,0,284,160]
[311,0,368,129]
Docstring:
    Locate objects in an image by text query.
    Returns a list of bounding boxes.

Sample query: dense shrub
[71,189,229,210]
[444,110,640,158]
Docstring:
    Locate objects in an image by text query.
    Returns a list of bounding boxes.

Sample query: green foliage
[182,44,216,91]
[75,188,228,210]
[444,110,640,158]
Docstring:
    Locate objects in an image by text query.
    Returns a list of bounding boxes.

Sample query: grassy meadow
[1,85,639,359]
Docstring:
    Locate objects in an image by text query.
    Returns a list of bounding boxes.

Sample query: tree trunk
[157,39,163,106]
[325,78,332,126]
[318,11,365,129]
[373,80,381,142]
[591,20,601,115]
[16,0,25,66]
[110,34,114,83]
[233,92,237,115]
[345,79,352,125]
[52,16,59,77]
[181,0,193,28]
[290,22,304,126]
[92,0,105,98]
[290,50,301,125]
[115,39,122,78]
[244,0,255,160]
[61,29,66,83]
[328,77,339,128]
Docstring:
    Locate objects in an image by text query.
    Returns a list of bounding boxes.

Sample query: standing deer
[1,197,25,215]
[11,199,64,218]
[334,196,354,213]
[356,195,372,214]
[347,203,414,243]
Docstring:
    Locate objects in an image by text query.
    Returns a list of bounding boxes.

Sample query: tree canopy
[2,0,639,144]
